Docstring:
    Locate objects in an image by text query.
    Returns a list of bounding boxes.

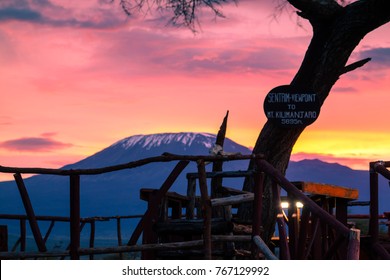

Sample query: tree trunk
[238,0,390,243]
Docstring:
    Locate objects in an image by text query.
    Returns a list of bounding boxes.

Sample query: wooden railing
[1,155,389,260]
[0,153,262,259]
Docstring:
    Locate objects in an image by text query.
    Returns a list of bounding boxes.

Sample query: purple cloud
[359,47,390,68]
[0,0,126,29]
[0,136,73,152]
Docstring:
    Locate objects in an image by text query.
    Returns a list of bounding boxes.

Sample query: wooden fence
[1,155,389,260]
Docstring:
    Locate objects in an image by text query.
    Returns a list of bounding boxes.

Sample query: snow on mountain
[115,132,215,150]
[64,132,251,169]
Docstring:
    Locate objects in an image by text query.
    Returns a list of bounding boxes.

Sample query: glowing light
[281,201,304,209]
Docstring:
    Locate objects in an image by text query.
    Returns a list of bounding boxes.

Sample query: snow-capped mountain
[62,132,249,169]
[0,133,251,226]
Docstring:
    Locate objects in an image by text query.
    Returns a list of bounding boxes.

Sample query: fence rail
[1,155,389,260]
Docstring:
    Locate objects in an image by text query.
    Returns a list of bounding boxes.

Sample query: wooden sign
[263,85,321,127]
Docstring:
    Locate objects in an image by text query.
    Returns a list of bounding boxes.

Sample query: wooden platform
[292,181,359,200]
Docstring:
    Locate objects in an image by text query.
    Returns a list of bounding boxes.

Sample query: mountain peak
[112,132,216,150]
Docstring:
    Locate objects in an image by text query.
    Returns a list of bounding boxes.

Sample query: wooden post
[0,225,8,252]
[251,169,264,257]
[197,160,212,260]
[70,174,81,260]
[347,228,360,260]
[186,177,196,219]
[14,173,47,252]
[20,219,26,252]
[311,217,322,259]
[336,197,348,259]
[272,182,290,260]
[142,192,159,259]
[384,212,390,238]
[369,164,379,242]
[297,206,310,259]
[89,220,95,260]
[287,192,299,259]
[117,217,123,259]
[211,111,229,217]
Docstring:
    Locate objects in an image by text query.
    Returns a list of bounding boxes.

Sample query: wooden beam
[293,181,359,200]
[14,173,47,252]
[0,154,263,176]
[210,193,254,207]
[253,235,278,260]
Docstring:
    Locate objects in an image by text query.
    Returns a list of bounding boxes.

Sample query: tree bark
[238,0,390,243]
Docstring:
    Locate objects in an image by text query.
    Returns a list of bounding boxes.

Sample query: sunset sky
[1,0,389,182]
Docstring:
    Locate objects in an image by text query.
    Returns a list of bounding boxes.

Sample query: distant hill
[0,132,389,241]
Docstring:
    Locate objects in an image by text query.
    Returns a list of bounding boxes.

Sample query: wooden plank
[14,173,47,252]
[293,181,358,199]
[210,193,254,207]
[221,186,252,196]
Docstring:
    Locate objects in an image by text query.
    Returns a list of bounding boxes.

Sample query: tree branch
[340,57,371,75]
[287,0,343,20]
[344,0,390,34]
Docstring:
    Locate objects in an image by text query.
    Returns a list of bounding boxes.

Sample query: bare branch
[114,0,232,30]
[340,57,371,75]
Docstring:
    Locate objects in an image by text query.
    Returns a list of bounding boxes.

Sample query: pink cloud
[0,135,73,152]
